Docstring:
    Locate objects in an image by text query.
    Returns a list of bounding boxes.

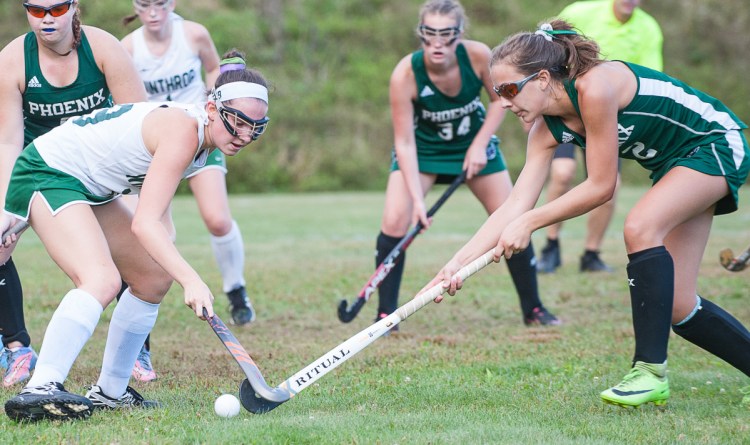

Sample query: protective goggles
[217,104,269,141]
[493,71,540,99]
[23,0,74,18]
[133,0,171,13]
[417,25,462,46]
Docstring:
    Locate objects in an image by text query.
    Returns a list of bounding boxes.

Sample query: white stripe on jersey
[638,78,740,131]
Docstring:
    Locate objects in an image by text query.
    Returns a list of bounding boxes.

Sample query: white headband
[211,82,268,105]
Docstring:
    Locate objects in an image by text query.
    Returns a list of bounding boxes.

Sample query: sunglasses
[218,104,269,141]
[23,0,74,18]
[417,24,462,46]
[493,71,540,99]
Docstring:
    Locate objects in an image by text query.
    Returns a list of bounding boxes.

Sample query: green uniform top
[560,0,663,71]
[23,30,113,146]
[543,62,749,214]
[411,43,486,154]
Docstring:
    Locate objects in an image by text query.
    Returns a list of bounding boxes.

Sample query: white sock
[96,288,159,398]
[210,220,246,293]
[27,289,103,387]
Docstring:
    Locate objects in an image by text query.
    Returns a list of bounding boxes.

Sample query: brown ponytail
[490,18,602,82]
[208,49,269,96]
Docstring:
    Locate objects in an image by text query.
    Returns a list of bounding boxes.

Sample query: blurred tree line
[2,0,748,192]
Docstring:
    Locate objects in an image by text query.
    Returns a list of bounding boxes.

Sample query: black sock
[0,258,30,347]
[627,246,674,364]
[545,238,559,249]
[505,241,542,318]
[116,280,150,352]
[375,232,405,316]
[673,297,750,377]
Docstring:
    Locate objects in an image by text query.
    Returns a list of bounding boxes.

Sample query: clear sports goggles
[217,104,269,141]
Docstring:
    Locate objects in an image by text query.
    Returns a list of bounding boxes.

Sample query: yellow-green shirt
[559,0,663,71]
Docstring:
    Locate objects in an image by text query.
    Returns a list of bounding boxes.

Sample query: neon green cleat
[601,361,669,408]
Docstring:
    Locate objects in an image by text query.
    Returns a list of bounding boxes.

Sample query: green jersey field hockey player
[0,0,146,388]
[374,0,559,329]
[1,64,269,422]
[428,19,750,408]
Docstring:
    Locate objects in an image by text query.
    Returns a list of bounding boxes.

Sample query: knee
[381,213,409,236]
[623,215,662,250]
[550,162,576,185]
[97,272,126,306]
[203,215,233,236]
[127,270,173,302]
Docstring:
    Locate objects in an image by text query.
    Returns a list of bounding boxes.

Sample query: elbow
[593,184,616,206]
[130,217,147,241]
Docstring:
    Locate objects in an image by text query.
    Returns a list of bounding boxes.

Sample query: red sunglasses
[493,71,540,99]
[23,0,74,19]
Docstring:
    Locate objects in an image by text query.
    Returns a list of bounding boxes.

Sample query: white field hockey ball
[214,394,241,418]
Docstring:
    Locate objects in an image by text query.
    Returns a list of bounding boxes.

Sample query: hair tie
[535,23,578,42]
[219,56,246,74]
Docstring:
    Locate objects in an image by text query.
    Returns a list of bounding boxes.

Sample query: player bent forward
[0,65,270,422]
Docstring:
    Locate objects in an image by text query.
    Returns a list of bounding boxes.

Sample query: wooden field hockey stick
[242,249,498,414]
[337,171,467,323]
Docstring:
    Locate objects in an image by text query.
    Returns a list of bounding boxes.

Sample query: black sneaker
[5,381,93,422]
[375,312,399,335]
[524,307,562,326]
[85,385,160,410]
[537,240,561,273]
[580,251,613,273]
[227,286,256,326]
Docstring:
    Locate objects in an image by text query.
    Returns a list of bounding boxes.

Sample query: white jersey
[34,101,209,196]
[132,14,206,104]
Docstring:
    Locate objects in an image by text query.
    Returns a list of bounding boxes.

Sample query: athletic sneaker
[5,382,94,422]
[375,312,399,335]
[538,241,561,274]
[227,286,256,326]
[524,306,561,326]
[131,345,157,382]
[2,346,38,387]
[600,361,670,408]
[580,250,613,273]
[85,384,160,410]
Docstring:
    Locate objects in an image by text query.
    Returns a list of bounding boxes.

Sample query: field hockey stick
[719,245,750,272]
[337,170,467,323]
[1,221,29,244]
[203,308,291,403]
[242,248,497,414]
[0,221,30,265]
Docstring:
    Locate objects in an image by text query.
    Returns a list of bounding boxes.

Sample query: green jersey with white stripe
[22,30,113,146]
[543,62,747,173]
[543,62,749,214]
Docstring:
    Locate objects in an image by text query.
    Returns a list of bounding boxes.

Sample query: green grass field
[1,186,748,444]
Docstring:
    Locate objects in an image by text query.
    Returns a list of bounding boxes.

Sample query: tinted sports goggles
[493,71,540,99]
[23,0,74,18]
